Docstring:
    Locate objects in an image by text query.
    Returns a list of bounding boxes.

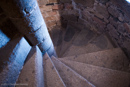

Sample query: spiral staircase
[16,27,130,87]
[0,26,130,87]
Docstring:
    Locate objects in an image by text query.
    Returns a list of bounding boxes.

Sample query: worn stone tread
[43,53,66,87]
[60,59,130,87]
[16,46,44,87]
[0,36,31,86]
[50,28,64,57]
[51,56,95,87]
[63,34,114,57]
[59,29,80,57]
[60,48,129,71]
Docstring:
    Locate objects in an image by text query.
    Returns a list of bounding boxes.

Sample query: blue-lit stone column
[0,0,56,57]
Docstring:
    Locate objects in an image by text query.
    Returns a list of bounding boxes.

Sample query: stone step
[59,25,81,57]
[0,35,31,86]
[43,53,66,87]
[63,34,114,57]
[50,28,63,57]
[16,46,44,87]
[59,48,130,72]
[51,56,95,87]
[60,59,130,87]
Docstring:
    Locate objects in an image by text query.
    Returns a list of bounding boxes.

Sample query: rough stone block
[124,23,130,33]
[15,0,38,15]
[52,4,60,10]
[92,17,106,25]
[40,5,52,12]
[74,0,95,7]
[45,16,57,21]
[47,11,57,16]
[96,0,109,4]
[60,10,79,16]
[82,10,93,23]
[38,36,52,53]
[26,23,50,45]
[117,23,126,34]
[49,0,60,3]
[107,24,119,39]
[124,14,130,23]
[92,17,106,33]
[38,0,48,6]
[46,21,57,28]
[16,46,44,87]
[62,15,78,22]
[25,6,44,32]
[94,4,109,19]
[10,6,44,34]
[93,12,104,19]
[0,36,31,86]
[64,3,73,10]
[108,17,118,28]
[108,6,119,18]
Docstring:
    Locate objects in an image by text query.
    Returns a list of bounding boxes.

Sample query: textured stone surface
[60,48,129,71]
[59,26,81,57]
[50,28,63,57]
[63,33,114,57]
[26,24,49,45]
[49,0,59,3]
[60,59,130,87]
[38,0,48,5]
[51,57,95,87]
[16,46,44,87]
[72,29,95,46]
[108,5,119,18]
[0,0,55,57]
[95,4,109,19]
[74,0,95,7]
[38,36,52,53]
[10,6,44,34]
[0,36,31,86]
[38,0,130,59]
[43,53,66,87]
[96,0,109,4]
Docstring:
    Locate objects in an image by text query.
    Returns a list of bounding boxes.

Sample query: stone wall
[38,0,130,59]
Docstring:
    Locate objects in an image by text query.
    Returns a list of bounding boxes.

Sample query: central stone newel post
[0,0,56,57]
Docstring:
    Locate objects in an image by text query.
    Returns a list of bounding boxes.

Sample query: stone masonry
[0,0,56,57]
[38,0,130,59]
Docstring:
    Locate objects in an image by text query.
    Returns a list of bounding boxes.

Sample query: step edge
[44,54,66,87]
[52,56,96,87]
[60,59,130,74]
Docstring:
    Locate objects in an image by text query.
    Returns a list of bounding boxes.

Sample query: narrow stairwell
[0,0,130,87]
[48,28,130,87]
[1,22,130,87]
[8,27,129,87]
